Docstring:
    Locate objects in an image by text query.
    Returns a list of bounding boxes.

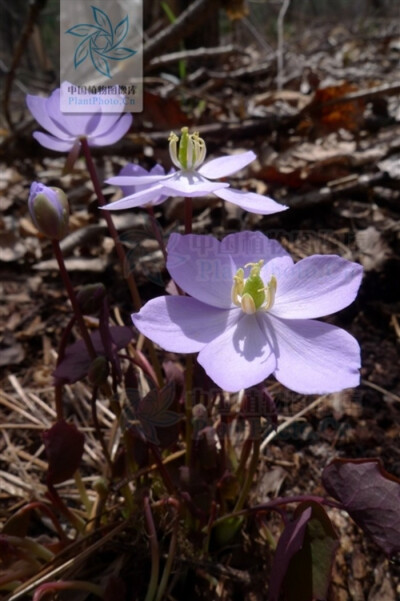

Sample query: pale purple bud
[28,182,69,240]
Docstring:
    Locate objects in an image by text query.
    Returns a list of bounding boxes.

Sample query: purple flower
[26,82,132,152]
[103,127,287,215]
[28,182,69,240]
[132,231,362,394]
[118,164,175,207]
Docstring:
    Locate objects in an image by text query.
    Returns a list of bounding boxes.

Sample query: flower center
[231,260,277,315]
[168,127,206,170]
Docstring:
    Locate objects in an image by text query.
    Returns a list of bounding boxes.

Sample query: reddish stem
[80,137,142,311]
[52,240,96,361]
[184,197,193,234]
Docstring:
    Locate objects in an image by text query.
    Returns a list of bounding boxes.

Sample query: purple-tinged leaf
[123,426,149,469]
[53,326,133,384]
[43,420,84,485]
[322,458,400,556]
[283,502,339,601]
[268,506,312,601]
[125,382,181,447]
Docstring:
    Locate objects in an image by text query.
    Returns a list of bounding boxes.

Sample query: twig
[277,0,291,90]
[317,81,400,108]
[147,44,240,71]
[260,394,329,452]
[7,520,128,601]
[144,496,160,601]
[143,0,219,67]
[2,0,48,128]
[287,172,386,210]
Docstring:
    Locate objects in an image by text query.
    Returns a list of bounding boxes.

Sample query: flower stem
[147,206,167,262]
[54,384,64,421]
[51,240,96,361]
[47,483,86,533]
[184,197,193,234]
[80,138,142,311]
[235,437,252,483]
[16,502,67,543]
[184,354,194,466]
[54,315,76,420]
[33,580,104,601]
[80,138,164,387]
[144,495,160,601]
[3,534,55,563]
[90,387,113,474]
[149,444,175,494]
[154,501,178,601]
[74,470,93,515]
[234,438,260,512]
[210,494,343,531]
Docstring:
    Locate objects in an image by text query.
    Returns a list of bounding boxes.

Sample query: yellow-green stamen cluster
[232,260,277,314]
[168,127,206,170]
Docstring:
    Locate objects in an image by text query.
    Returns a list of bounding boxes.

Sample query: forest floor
[1,15,400,601]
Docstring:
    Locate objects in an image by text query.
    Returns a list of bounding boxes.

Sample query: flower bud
[28,182,69,240]
[77,283,106,315]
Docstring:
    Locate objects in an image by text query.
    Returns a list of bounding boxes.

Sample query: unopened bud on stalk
[28,182,69,240]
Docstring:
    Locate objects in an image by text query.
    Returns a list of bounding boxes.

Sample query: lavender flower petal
[198,151,256,179]
[221,231,293,274]
[33,132,74,152]
[166,233,235,309]
[198,313,276,392]
[132,296,238,352]
[271,255,364,320]
[107,174,170,186]
[265,314,361,394]
[90,113,132,146]
[26,93,69,139]
[215,187,288,215]
[162,176,229,197]
[27,82,132,151]
[102,185,165,210]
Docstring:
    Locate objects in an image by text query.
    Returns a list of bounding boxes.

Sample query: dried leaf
[305,83,365,133]
[356,226,390,271]
[0,231,26,262]
[0,331,25,366]
[378,154,400,180]
[137,91,190,129]
[34,256,109,272]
